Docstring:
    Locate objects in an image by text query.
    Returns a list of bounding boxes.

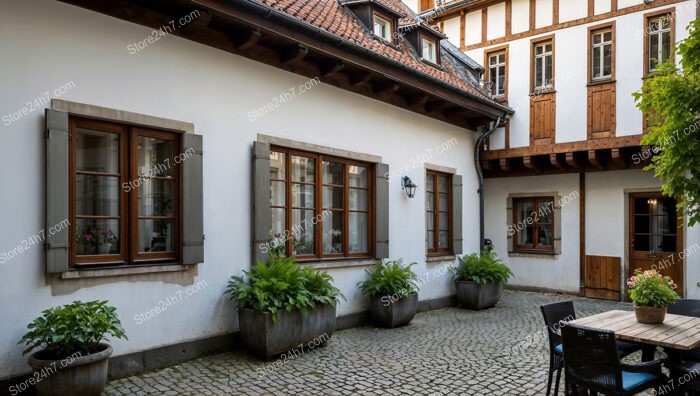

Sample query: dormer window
[373,13,393,42]
[421,37,437,64]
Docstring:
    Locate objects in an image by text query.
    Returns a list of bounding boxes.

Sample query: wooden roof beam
[280,45,309,65]
[234,28,262,50]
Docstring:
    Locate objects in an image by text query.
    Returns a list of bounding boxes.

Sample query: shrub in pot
[627,269,678,324]
[225,256,344,358]
[452,249,513,310]
[358,259,420,328]
[18,300,127,396]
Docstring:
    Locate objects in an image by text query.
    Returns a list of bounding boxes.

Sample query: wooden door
[629,193,684,296]
[587,82,616,139]
[530,92,556,145]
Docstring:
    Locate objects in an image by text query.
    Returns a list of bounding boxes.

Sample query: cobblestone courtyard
[104,291,636,395]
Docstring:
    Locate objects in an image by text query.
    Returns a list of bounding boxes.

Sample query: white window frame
[591,30,613,80]
[373,13,393,42]
[488,52,506,97]
[648,15,672,73]
[421,37,437,64]
[533,42,553,90]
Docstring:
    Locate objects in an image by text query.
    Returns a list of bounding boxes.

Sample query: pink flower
[644,270,650,277]
[668,280,675,286]
[630,276,638,282]
[627,281,633,287]
[84,234,93,241]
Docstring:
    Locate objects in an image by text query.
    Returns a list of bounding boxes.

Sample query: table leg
[642,345,656,362]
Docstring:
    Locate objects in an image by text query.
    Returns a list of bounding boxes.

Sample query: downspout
[474,115,503,252]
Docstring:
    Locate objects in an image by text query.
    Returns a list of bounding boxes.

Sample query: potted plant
[451,249,513,310]
[18,300,127,396]
[96,229,117,254]
[75,226,95,255]
[225,256,344,358]
[627,269,679,324]
[357,259,420,328]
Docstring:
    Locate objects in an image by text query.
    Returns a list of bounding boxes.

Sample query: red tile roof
[256,0,493,101]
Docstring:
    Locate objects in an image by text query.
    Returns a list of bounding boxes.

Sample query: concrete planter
[369,293,418,328]
[27,343,112,396]
[455,281,503,310]
[239,304,336,358]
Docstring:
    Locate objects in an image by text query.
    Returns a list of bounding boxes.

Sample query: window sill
[587,79,616,87]
[60,263,189,280]
[508,250,559,259]
[426,254,456,263]
[531,88,556,95]
[300,258,380,270]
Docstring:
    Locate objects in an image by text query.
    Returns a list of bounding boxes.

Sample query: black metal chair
[667,299,700,363]
[562,324,665,395]
[540,301,643,396]
[666,360,700,395]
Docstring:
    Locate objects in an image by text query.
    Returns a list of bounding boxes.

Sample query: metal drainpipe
[474,115,503,252]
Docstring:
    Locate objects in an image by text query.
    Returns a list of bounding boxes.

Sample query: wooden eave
[58,0,510,129]
[480,135,653,177]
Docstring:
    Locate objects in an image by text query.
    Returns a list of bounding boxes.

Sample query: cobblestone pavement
[105,291,653,396]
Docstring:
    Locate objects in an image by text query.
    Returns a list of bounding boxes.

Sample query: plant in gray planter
[452,249,513,310]
[358,259,420,328]
[225,256,344,358]
[18,300,127,396]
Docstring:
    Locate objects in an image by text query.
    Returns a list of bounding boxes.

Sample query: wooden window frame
[69,117,182,267]
[484,45,509,99]
[270,147,375,261]
[530,35,555,93]
[643,8,675,75]
[426,170,453,255]
[512,197,555,253]
[588,22,616,83]
[372,11,394,43]
[421,36,440,65]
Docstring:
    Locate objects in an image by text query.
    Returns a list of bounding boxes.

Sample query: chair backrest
[540,301,576,347]
[668,298,700,317]
[562,324,623,394]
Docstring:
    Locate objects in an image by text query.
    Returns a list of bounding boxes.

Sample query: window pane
[603,44,612,76]
[593,34,602,45]
[426,211,434,231]
[270,152,286,180]
[322,211,343,254]
[538,201,554,224]
[426,191,434,211]
[438,175,449,193]
[76,129,119,173]
[426,174,435,192]
[593,47,601,77]
[350,189,368,211]
[349,166,368,188]
[662,31,671,63]
[271,208,285,239]
[439,213,449,231]
[545,55,552,85]
[138,136,174,177]
[322,186,343,209]
[76,175,119,216]
[537,224,553,246]
[76,219,119,256]
[291,156,315,182]
[291,183,315,208]
[439,231,449,248]
[661,16,670,30]
[650,20,659,32]
[426,230,434,250]
[439,193,448,212]
[322,161,343,185]
[138,219,173,252]
[489,55,497,66]
[349,212,368,253]
[137,179,174,216]
[518,225,533,245]
[518,201,533,224]
[604,32,612,42]
[649,34,659,70]
[291,209,315,254]
[499,53,505,63]
[536,45,543,55]
[535,58,543,87]
[271,181,286,206]
[545,44,552,52]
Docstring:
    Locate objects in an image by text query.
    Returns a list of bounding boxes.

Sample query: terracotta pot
[634,305,667,324]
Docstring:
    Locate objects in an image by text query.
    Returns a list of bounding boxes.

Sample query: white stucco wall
[465,10,482,45]
[0,0,485,379]
[535,0,554,28]
[512,0,531,34]
[487,3,507,40]
[443,16,462,47]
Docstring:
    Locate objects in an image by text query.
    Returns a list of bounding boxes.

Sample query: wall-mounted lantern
[401,176,417,198]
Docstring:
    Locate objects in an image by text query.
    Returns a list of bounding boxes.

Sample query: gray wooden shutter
[253,142,271,264]
[452,174,463,255]
[375,163,390,259]
[182,133,204,264]
[45,109,70,273]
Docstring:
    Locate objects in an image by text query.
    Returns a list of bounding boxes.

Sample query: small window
[373,13,393,42]
[488,51,507,97]
[270,148,373,260]
[591,29,613,80]
[426,171,452,254]
[70,118,182,266]
[647,15,672,73]
[533,41,553,90]
[421,37,438,64]
[513,197,554,252]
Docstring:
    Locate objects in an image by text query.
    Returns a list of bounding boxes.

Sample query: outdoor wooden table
[570,310,700,351]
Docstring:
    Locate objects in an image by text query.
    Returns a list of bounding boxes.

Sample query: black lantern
[401,176,417,198]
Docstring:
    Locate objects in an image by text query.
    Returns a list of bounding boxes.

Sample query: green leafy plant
[452,250,513,285]
[225,256,344,323]
[19,300,127,359]
[357,259,419,297]
[634,18,700,226]
[627,269,679,308]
